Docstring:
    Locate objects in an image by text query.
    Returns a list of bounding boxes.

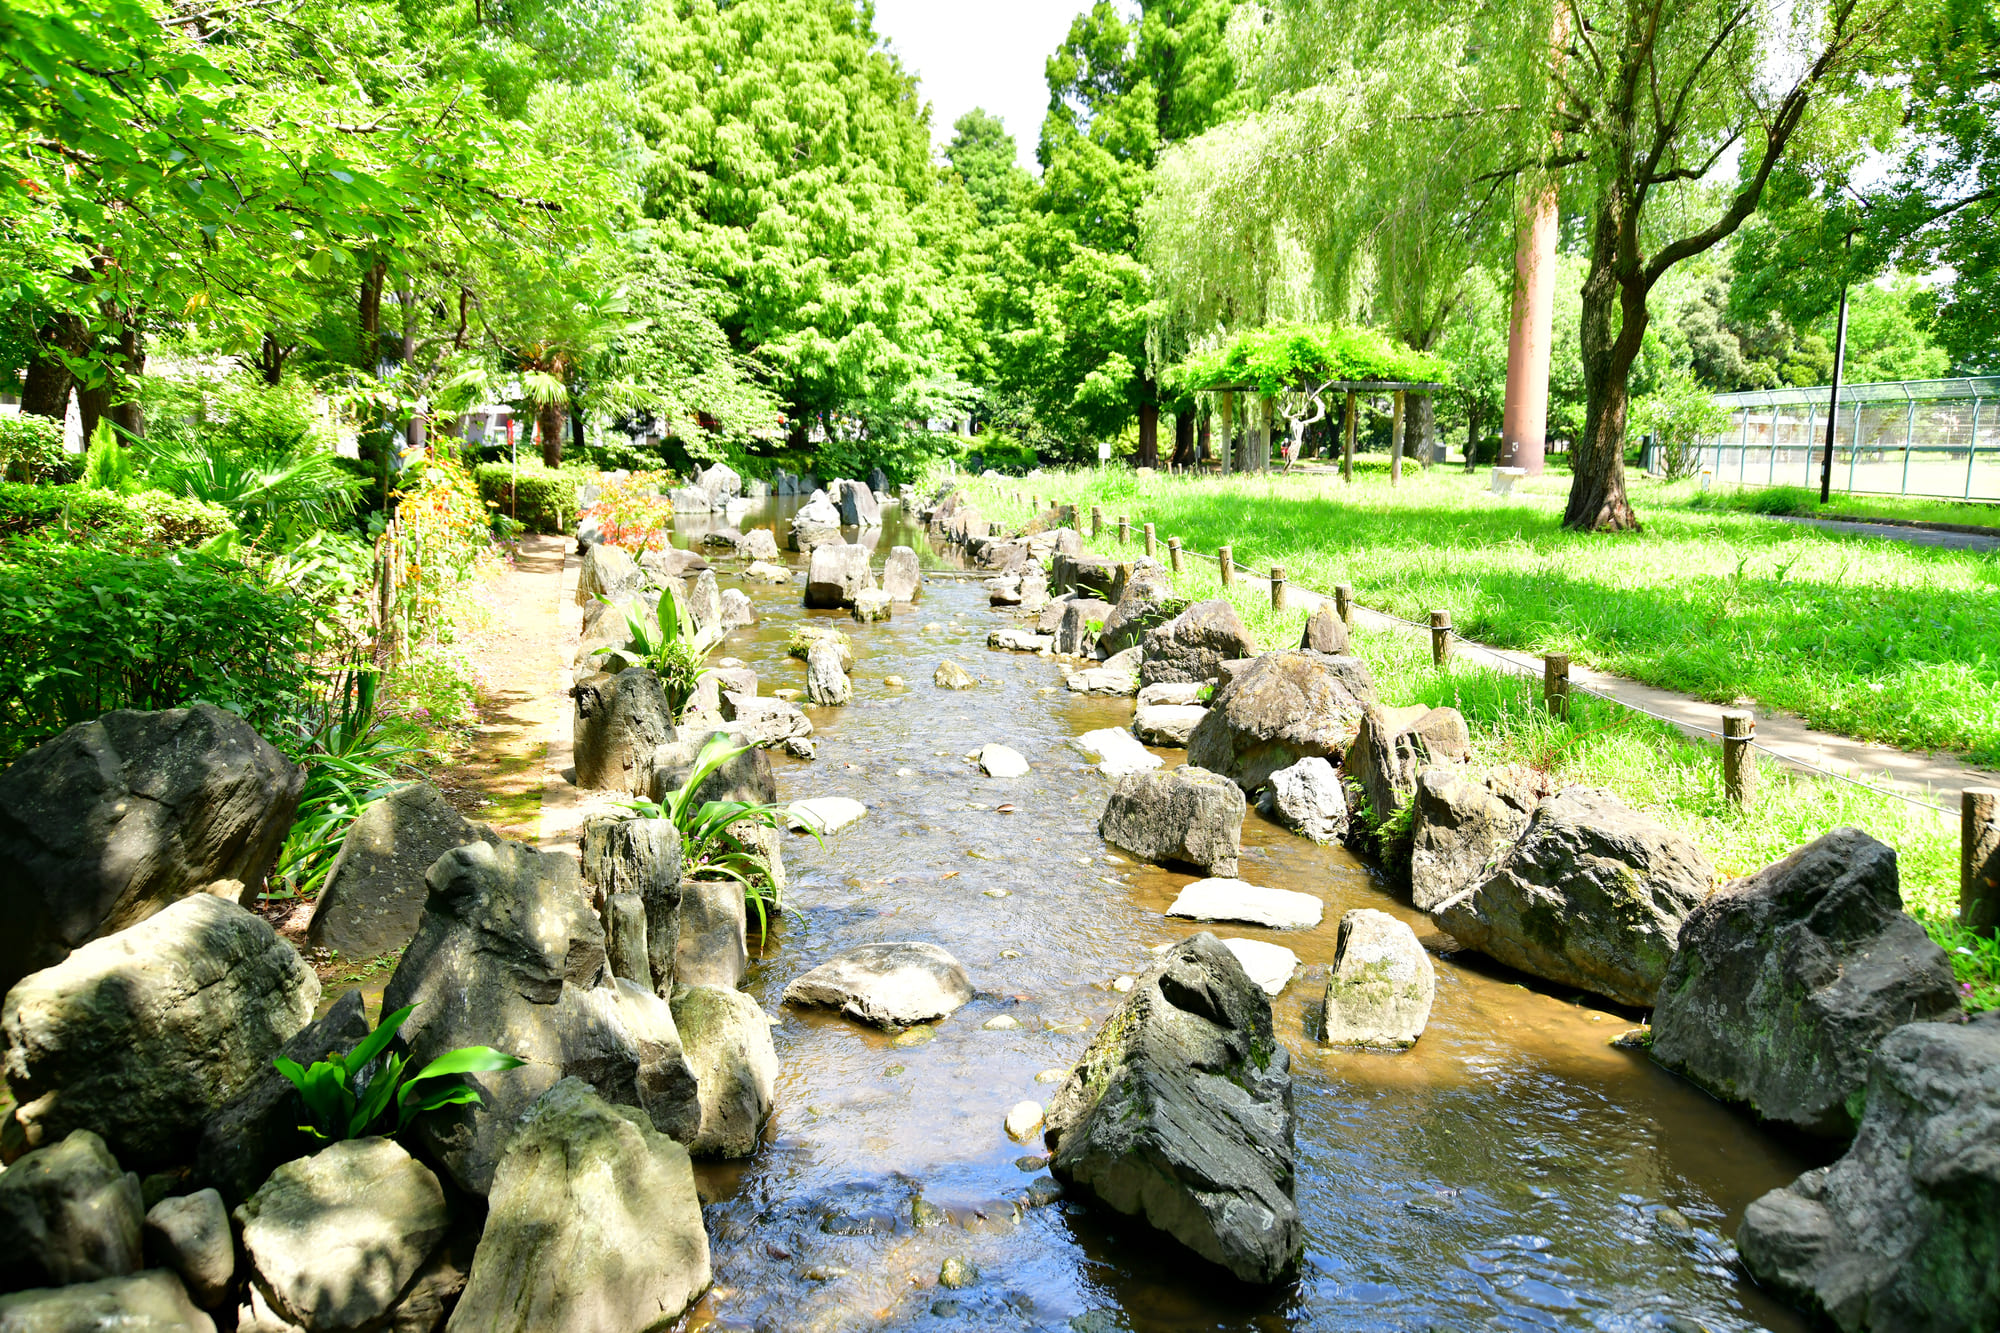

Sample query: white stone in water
[1069,728,1161,776]
[976,744,1030,778]
[786,797,868,834]
[1034,1068,1068,1084]
[1004,1101,1044,1140]
[1221,938,1300,996]
[983,1014,1020,1030]
[1165,878,1325,930]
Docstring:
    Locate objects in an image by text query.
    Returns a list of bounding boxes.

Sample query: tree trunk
[256,333,292,386]
[570,407,586,461]
[359,260,386,366]
[1197,407,1211,463]
[1171,409,1195,468]
[1136,402,1159,469]
[1563,231,1647,531]
[20,336,74,421]
[538,400,565,468]
[1408,394,1436,469]
[106,323,144,440]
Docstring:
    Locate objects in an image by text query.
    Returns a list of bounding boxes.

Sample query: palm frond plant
[271,667,409,901]
[593,585,722,718]
[136,433,360,533]
[275,1002,526,1141]
[624,734,816,934]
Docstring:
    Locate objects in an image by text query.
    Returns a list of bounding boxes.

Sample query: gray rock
[834,479,881,528]
[1187,651,1379,792]
[738,527,780,561]
[788,493,843,553]
[638,547,708,581]
[851,589,892,623]
[143,1190,232,1309]
[445,1079,709,1333]
[671,986,778,1158]
[0,1271,215,1332]
[0,705,305,996]
[804,542,874,609]
[1166,878,1323,929]
[1408,766,1533,912]
[1322,909,1435,1048]
[743,559,790,583]
[682,568,722,636]
[694,462,741,504]
[581,816,682,996]
[1054,597,1112,658]
[194,990,373,1208]
[380,841,698,1194]
[986,573,1022,606]
[674,878,748,991]
[805,640,852,706]
[1018,569,1049,613]
[1344,704,1471,825]
[1138,600,1257,688]
[1034,596,1073,636]
[1299,603,1350,654]
[782,942,973,1028]
[1050,554,1116,599]
[307,783,498,962]
[1137,682,1203,707]
[2,896,317,1170]
[882,546,922,602]
[1097,766,1245,877]
[934,660,975,691]
[1071,728,1162,776]
[1064,660,1140,696]
[1043,933,1299,1285]
[1134,704,1206,748]
[1098,564,1179,656]
[573,589,654,670]
[988,628,1052,653]
[1434,787,1714,1008]
[700,527,743,550]
[602,893,651,991]
[976,744,1030,778]
[1738,1010,2000,1331]
[1652,828,1960,1138]
[1261,757,1347,844]
[236,1138,448,1333]
[571,668,676,796]
[0,1130,143,1290]
[719,588,755,628]
[575,543,642,607]
[866,465,890,495]
[713,696,813,749]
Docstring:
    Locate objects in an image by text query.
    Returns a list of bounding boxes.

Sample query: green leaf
[403,1046,528,1087]
[341,1003,413,1078]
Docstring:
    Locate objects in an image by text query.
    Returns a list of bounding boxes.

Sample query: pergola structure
[1204,379,1451,483]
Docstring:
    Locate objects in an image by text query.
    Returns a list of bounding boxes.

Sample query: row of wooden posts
[1000,484,2000,925]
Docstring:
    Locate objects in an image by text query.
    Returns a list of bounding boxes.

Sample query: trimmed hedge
[0,483,233,552]
[473,462,581,534]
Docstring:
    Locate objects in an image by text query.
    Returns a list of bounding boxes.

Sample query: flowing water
[670,497,1821,1333]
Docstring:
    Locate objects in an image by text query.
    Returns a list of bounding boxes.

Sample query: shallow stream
[671,497,1820,1333]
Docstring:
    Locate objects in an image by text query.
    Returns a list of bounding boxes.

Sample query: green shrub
[0,542,318,762]
[0,483,233,552]
[473,461,579,534]
[0,415,68,483]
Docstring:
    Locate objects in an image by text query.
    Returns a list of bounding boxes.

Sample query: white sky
[870,0,1100,172]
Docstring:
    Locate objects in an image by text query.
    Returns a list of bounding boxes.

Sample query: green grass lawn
[1003,466,2000,767]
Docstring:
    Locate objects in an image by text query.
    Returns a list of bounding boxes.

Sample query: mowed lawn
[1016,467,2000,767]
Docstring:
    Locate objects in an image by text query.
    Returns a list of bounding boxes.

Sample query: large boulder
[1261,757,1347,844]
[1134,703,1206,748]
[0,1130,143,1290]
[1408,765,1534,912]
[693,462,741,505]
[682,568,722,636]
[574,589,654,670]
[1054,598,1112,657]
[1042,933,1300,1285]
[3,895,318,1169]
[1097,563,1179,656]
[571,668,676,795]
[194,990,373,1208]
[306,782,498,961]
[0,1271,215,1331]
[674,879,748,990]
[1186,651,1379,792]
[1165,878,1323,930]
[0,705,304,996]
[866,465,890,495]
[1322,909,1435,1049]
[580,816,683,996]
[671,986,778,1158]
[379,841,699,1194]
[1298,603,1350,654]
[1651,828,1960,1138]
[881,546,922,602]
[1433,787,1714,1008]
[445,1079,710,1333]
[833,478,881,528]
[1737,1011,2000,1331]
[1097,766,1245,877]
[805,640,852,706]
[1343,704,1471,825]
[575,542,643,607]
[1050,553,1116,599]
[787,492,843,553]
[1138,600,1257,687]
[782,942,972,1028]
[235,1138,449,1333]
[638,547,708,581]
[803,543,874,609]
[713,696,813,749]
[738,527,780,562]
[719,587,756,628]
[143,1190,232,1310]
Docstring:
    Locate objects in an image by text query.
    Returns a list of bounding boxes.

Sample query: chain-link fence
[1648,378,2000,501]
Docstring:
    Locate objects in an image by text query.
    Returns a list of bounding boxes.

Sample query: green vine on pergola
[1163,323,1453,397]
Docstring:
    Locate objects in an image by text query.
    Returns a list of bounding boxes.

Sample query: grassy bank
[960,474,1993,1008]
[996,467,2000,767]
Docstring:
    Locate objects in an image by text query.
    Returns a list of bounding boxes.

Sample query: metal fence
[1671,377,2000,501]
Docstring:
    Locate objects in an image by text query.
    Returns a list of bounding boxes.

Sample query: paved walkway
[1773,514,2000,553]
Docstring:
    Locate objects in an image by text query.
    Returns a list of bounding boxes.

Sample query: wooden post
[1271,565,1287,612]
[1429,609,1450,666]
[1543,653,1571,720]
[1218,545,1234,586]
[1964,788,2000,933]
[1168,537,1183,572]
[1090,506,1102,538]
[1342,392,1357,483]
[1143,522,1156,558]
[1219,391,1235,473]
[1334,584,1353,626]
[1391,390,1406,486]
[1031,493,1040,513]
[1722,710,1757,809]
[1118,515,1130,545]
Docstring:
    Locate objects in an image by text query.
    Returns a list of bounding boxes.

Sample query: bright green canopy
[1164,324,1451,396]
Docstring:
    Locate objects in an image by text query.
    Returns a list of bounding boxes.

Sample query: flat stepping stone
[1070,728,1162,776]
[1166,878,1324,930]
[1220,938,1300,995]
[786,798,868,834]
[975,744,1029,778]
[781,942,972,1028]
